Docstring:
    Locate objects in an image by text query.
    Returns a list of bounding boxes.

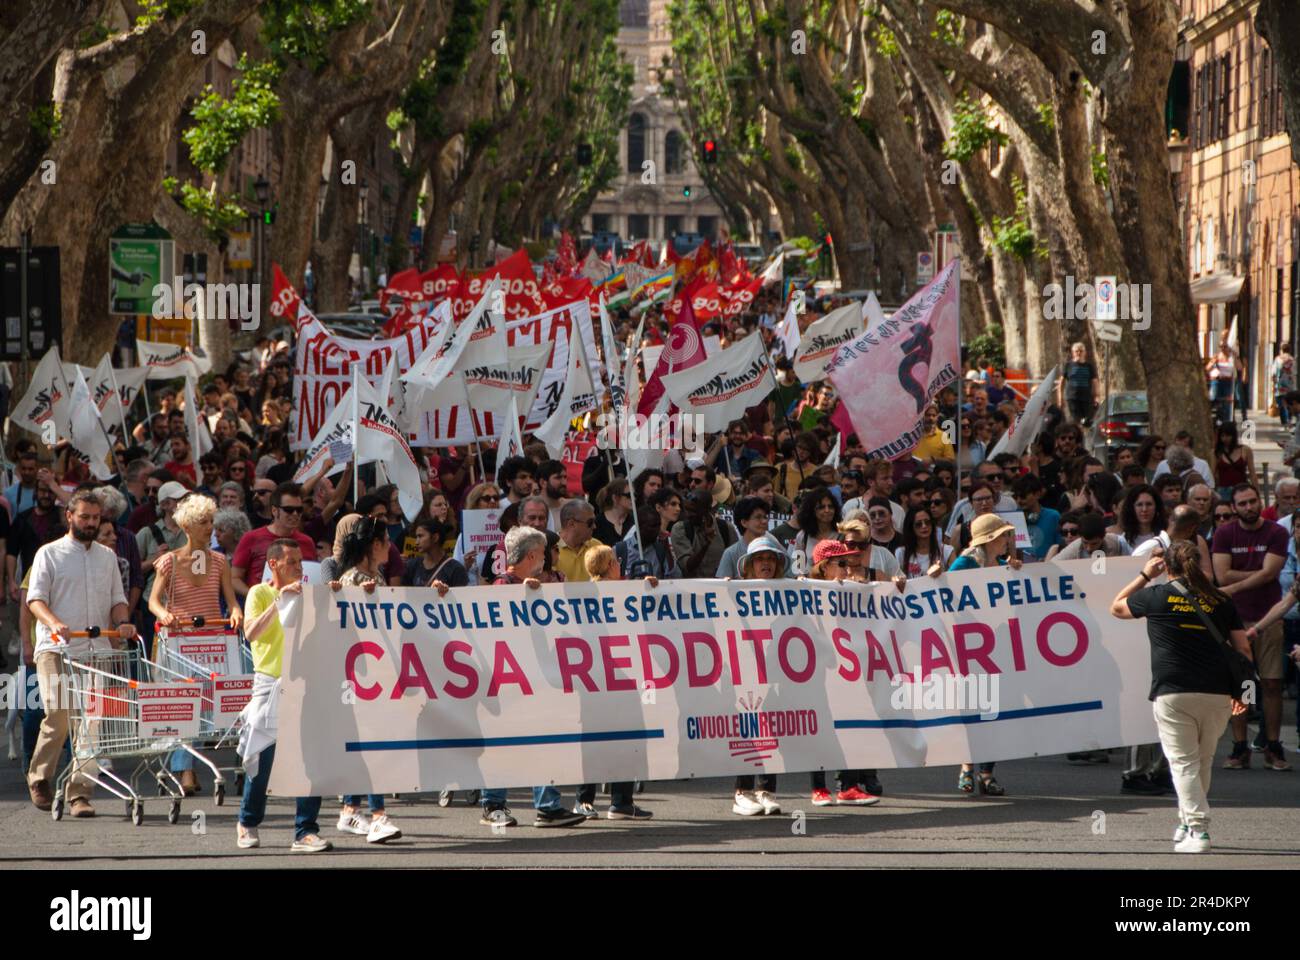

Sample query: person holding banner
[237,540,330,852]
[1111,543,1249,853]
[479,525,586,830]
[324,516,403,844]
[803,538,880,807]
[572,545,656,821]
[402,520,467,588]
[148,493,244,795]
[948,514,1022,797]
[615,507,679,579]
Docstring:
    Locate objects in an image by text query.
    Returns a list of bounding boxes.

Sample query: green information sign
[110,222,172,315]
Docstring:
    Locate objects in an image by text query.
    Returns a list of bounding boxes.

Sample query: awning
[1190,272,1244,304]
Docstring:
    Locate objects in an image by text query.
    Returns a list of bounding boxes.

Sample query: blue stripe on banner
[345,729,666,752]
[834,700,1103,730]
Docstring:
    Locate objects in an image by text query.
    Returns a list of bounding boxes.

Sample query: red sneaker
[811,789,833,806]
[836,786,881,806]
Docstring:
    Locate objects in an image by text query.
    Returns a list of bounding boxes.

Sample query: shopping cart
[52,627,215,826]
[153,617,252,805]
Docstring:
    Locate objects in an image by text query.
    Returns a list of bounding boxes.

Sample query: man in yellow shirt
[555,499,601,582]
[236,539,331,852]
[914,403,955,464]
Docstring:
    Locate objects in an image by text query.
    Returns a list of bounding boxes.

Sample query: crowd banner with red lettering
[792,303,862,383]
[826,261,961,461]
[660,330,776,433]
[268,558,1157,796]
[290,296,452,450]
[562,430,599,492]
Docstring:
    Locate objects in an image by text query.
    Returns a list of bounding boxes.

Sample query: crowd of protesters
[3,295,1295,856]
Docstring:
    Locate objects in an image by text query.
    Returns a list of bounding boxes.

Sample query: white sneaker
[574,802,599,819]
[291,834,332,852]
[336,810,368,835]
[1173,823,1189,843]
[732,791,764,816]
[1175,830,1210,853]
[755,791,781,815]
[366,814,401,844]
[236,825,259,849]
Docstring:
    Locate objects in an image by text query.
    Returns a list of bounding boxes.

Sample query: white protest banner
[292,299,452,449]
[660,330,776,433]
[862,290,886,326]
[775,299,800,359]
[292,386,354,483]
[793,303,862,382]
[827,261,960,461]
[269,558,1156,796]
[214,676,254,724]
[137,684,202,740]
[421,340,553,438]
[112,365,150,415]
[136,339,213,380]
[534,329,599,458]
[990,367,1058,458]
[183,375,213,459]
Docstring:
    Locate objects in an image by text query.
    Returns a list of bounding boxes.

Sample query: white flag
[293,387,355,483]
[184,375,214,459]
[990,367,1058,458]
[861,290,886,326]
[775,299,800,359]
[660,330,777,433]
[69,369,114,481]
[137,339,213,380]
[110,365,149,415]
[534,332,599,458]
[402,278,500,391]
[498,394,525,462]
[12,347,71,438]
[824,434,841,469]
[354,374,423,522]
[758,252,784,288]
[793,302,862,382]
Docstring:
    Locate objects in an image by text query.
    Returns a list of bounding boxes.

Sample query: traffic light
[682,185,692,198]
[263,204,277,226]
[576,142,593,166]
[701,139,717,163]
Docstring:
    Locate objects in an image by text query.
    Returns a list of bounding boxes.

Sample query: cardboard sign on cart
[213,675,255,724]
[137,683,202,739]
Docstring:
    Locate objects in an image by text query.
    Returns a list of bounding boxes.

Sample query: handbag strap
[1169,579,1234,653]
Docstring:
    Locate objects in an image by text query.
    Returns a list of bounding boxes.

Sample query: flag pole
[459,374,488,481]
[352,365,361,500]
[761,332,806,492]
[953,258,964,503]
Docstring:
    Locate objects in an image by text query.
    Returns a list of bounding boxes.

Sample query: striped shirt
[156,550,226,621]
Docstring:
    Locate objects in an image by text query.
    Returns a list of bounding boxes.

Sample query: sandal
[978,776,1005,797]
[957,769,974,794]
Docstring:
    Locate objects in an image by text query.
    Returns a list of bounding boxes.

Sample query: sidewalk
[1242,408,1294,503]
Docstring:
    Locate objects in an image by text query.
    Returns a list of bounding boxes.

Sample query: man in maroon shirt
[1211,482,1290,770]
[232,482,317,596]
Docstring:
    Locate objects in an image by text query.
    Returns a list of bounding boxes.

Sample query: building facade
[1176,0,1298,411]
[584,0,726,244]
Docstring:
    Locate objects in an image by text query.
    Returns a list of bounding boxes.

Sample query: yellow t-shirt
[555,540,598,583]
[915,427,955,464]
[244,583,285,679]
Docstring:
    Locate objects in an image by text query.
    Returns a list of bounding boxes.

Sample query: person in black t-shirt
[1111,542,1250,853]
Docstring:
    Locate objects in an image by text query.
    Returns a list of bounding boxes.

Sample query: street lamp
[254,175,270,285]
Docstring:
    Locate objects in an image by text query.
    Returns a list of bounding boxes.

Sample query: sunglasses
[276,505,303,514]
[929,498,947,506]
[828,558,850,568]
[1215,512,1234,521]
[844,540,867,550]
[1060,527,1080,536]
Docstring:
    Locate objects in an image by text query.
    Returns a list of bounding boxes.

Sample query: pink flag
[636,296,707,417]
[826,261,961,460]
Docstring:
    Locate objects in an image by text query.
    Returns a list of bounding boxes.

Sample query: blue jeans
[482,785,563,812]
[238,743,322,841]
[343,794,385,812]
[168,748,195,772]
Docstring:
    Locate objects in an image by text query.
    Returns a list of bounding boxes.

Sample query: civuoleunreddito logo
[685,692,819,766]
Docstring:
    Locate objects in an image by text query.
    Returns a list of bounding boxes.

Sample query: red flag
[638,293,707,417]
[269,264,305,329]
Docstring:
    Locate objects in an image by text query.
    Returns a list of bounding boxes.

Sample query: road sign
[227,231,253,270]
[916,251,934,284]
[1094,275,1117,321]
[0,245,62,360]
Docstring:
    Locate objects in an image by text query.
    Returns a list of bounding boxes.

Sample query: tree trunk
[1256,0,1300,169]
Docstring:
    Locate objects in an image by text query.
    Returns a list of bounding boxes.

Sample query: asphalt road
[4,725,1298,869]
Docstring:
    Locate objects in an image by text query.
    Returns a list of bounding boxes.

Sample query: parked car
[734,243,765,269]
[1089,391,1150,465]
